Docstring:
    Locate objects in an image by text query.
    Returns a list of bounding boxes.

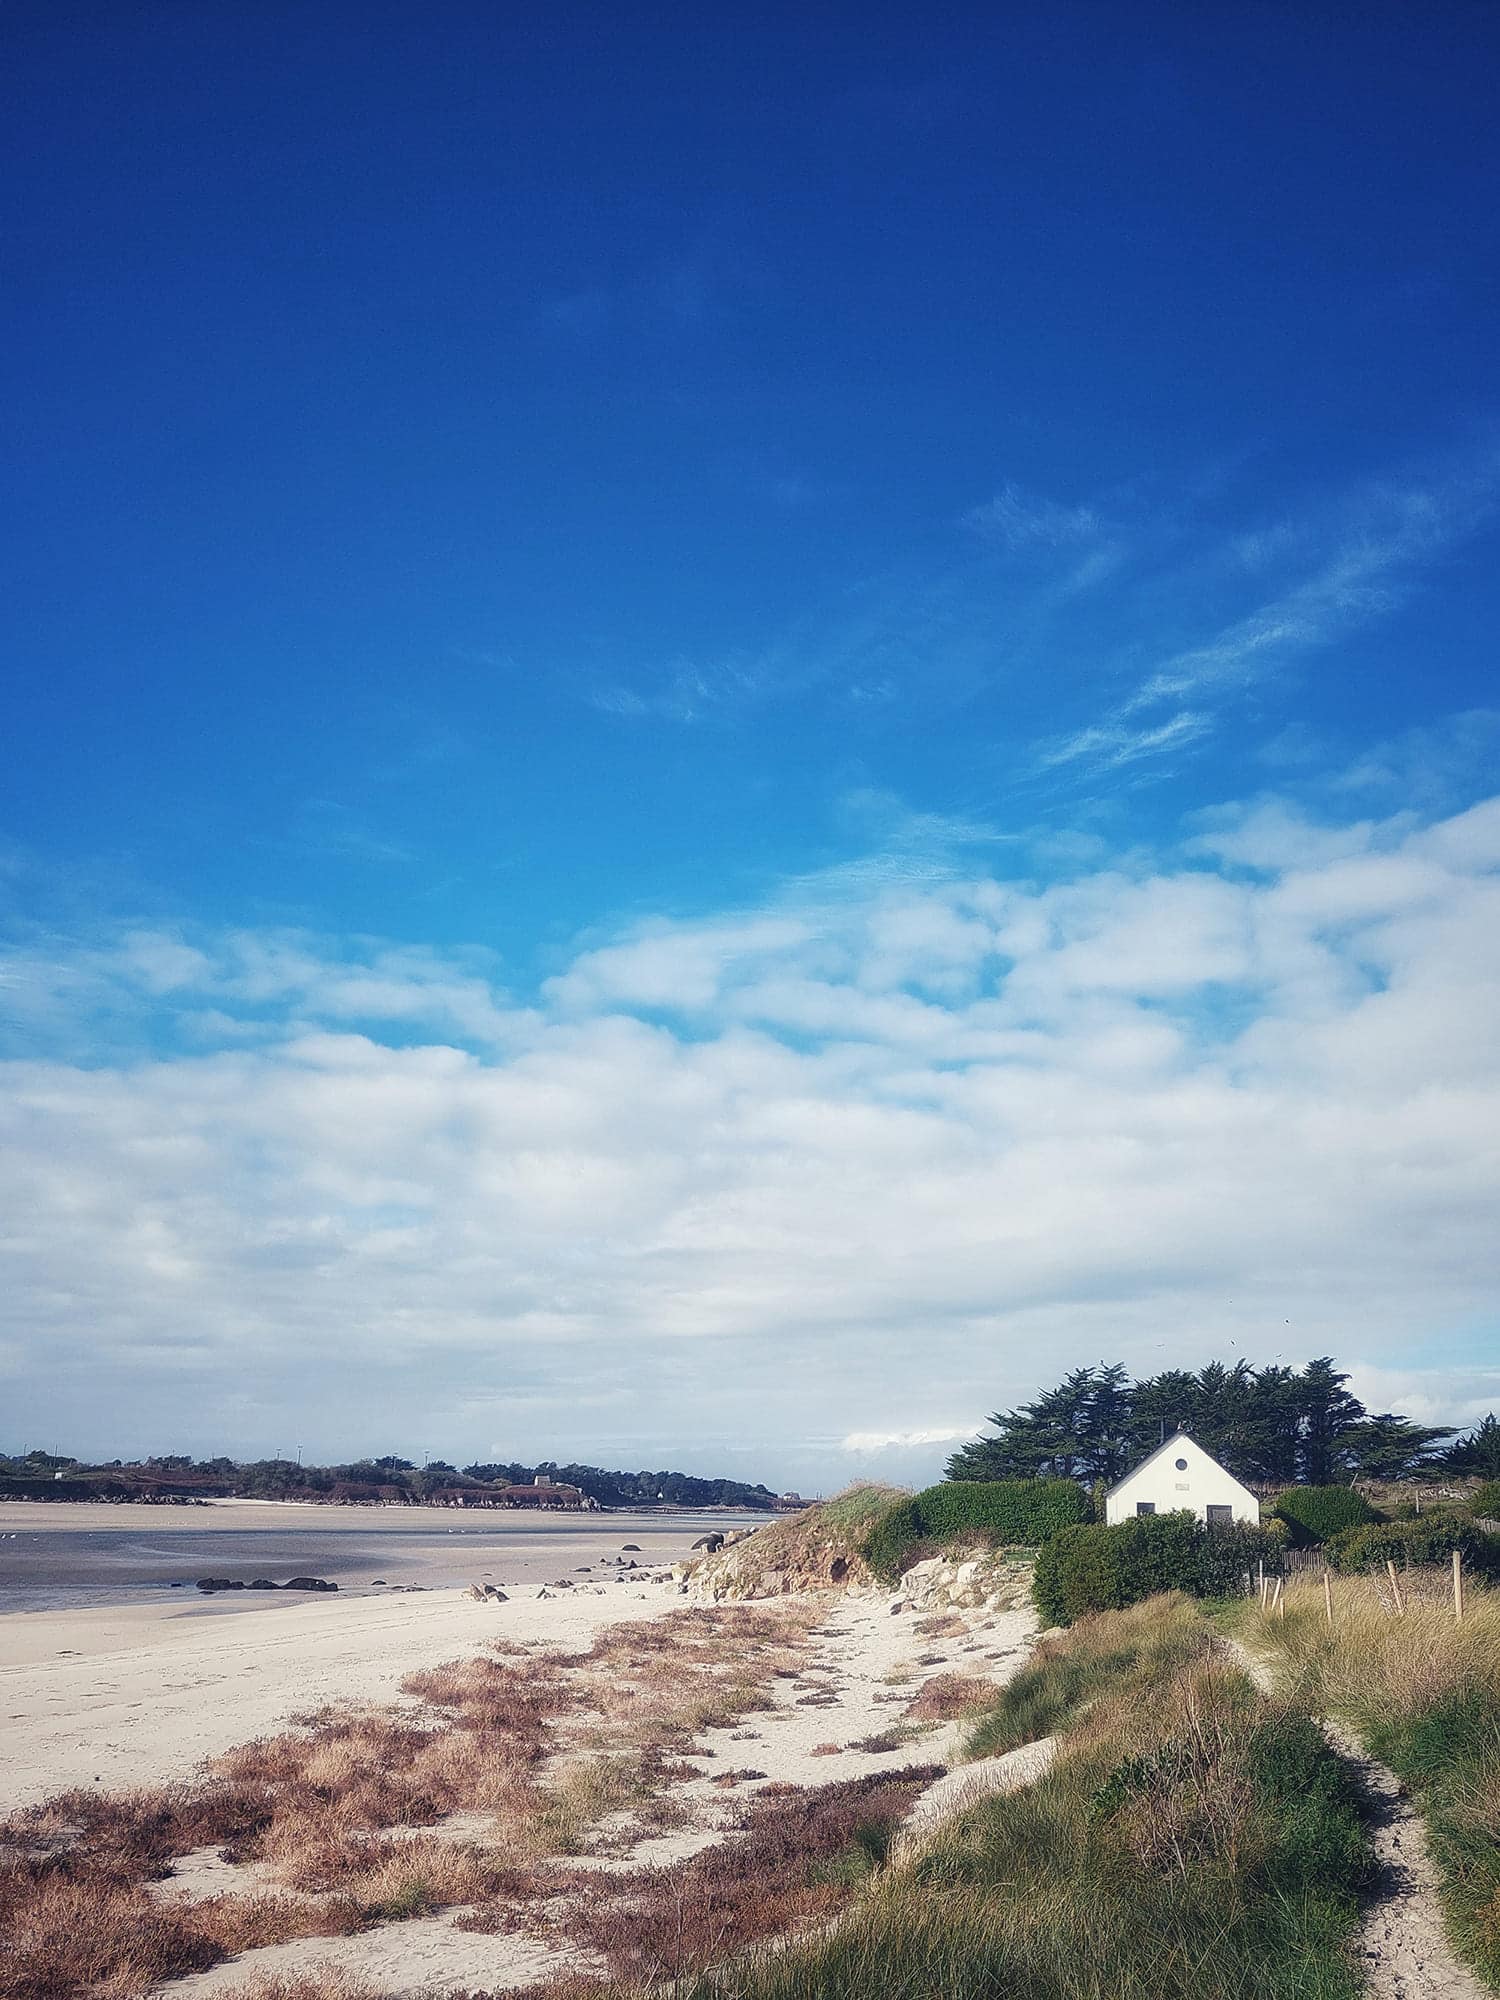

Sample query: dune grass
[1236,1570,1500,1990]
[660,1594,1371,2000]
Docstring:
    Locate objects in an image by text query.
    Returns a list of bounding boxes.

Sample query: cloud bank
[3,789,1498,1486]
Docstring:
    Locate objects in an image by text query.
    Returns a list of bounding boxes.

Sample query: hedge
[862,1478,1089,1585]
[1471,1480,1500,1522]
[1033,1513,1282,1626]
[1273,1485,1382,1547]
[1326,1518,1500,1581]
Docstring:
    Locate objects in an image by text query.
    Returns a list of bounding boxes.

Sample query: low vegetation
[1240,1571,1500,1990]
[1326,1515,1500,1579]
[1273,1484,1381,1546]
[0,1604,816,2000]
[862,1478,1087,1585]
[654,1594,1370,2000]
[1032,1511,1282,1625]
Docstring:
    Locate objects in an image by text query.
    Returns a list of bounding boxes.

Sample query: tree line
[0,1449,779,1511]
[945,1358,1500,1487]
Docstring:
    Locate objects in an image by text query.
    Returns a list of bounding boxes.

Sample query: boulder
[195,1577,243,1592]
[282,1576,338,1592]
[691,1534,724,1553]
[248,1578,278,1590]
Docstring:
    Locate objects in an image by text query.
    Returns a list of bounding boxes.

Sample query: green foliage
[1470,1479,1500,1521]
[1325,1517,1500,1579]
[1034,1514,1282,1625]
[1273,1485,1382,1546]
[1448,1411,1500,1479]
[947,1354,1457,1487]
[862,1478,1088,1584]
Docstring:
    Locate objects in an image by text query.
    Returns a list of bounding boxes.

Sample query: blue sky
[3,4,1499,1487]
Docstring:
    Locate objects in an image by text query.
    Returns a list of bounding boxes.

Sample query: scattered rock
[282,1576,338,1592]
[621,1543,642,1551]
[247,1579,278,1590]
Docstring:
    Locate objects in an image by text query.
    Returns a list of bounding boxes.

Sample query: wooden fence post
[1386,1559,1404,1617]
[1271,1576,1284,1618]
[1258,1559,1265,1609]
[1324,1570,1334,1627]
[1453,1549,1464,1624]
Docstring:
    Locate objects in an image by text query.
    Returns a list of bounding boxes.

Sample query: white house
[1104,1431,1260,1526]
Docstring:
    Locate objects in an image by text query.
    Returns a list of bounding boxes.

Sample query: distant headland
[0,1449,803,1512]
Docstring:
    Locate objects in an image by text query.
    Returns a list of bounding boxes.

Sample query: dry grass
[465,1767,942,1986]
[903,1673,997,1722]
[1241,1571,1500,1986]
[0,1599,822,2000]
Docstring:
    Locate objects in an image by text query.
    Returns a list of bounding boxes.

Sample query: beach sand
[1,1532,1038,1997]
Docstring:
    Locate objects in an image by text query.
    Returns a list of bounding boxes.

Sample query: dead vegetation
[462,1766,943,1989]
[0,1603,819,2000]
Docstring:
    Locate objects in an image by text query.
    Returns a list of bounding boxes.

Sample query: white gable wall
[1105,1432,1260,1525]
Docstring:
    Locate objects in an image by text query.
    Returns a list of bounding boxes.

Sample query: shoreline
[0,1573,690,1809]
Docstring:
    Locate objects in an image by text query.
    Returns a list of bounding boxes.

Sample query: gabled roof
[1106,1429,1256,1500]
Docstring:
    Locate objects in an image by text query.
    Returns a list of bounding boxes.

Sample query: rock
[282,1576,338,1592]
[691,1534,724,1553]
[537,1587,552,1599]
[248,1578,278,1590]
[890,1600,908,1614]
[485,1586,508,1602]
[371,1579,387,1586]
[196,1577,242,1592]
[621,1543,642,1551]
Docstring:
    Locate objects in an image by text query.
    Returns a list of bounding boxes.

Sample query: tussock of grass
[691,1487,906,1595]
[1240,1571,1500,1989]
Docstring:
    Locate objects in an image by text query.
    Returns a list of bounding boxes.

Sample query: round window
[1174,1457,1188,1470]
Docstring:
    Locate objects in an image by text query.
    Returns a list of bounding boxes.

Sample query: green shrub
[1034,1514,1282,1625]
[1326,1517,1500,1579]
[862,1478,1089,1584]
[1470,1479,1500,1522]
[1272,1485,1381,1546]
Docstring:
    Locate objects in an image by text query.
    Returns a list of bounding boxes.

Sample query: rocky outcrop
[889,1551,1034,1615]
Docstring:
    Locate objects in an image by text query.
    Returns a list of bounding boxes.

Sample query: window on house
[1174,1457,1188,1470]
[1136,1501,1156,1516]
[1206,1504,1232,1526]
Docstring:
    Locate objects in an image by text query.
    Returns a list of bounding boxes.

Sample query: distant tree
[1341,1413,1454,1481]
[1448,1413,1500,1480]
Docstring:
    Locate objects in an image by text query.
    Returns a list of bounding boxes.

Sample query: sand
[0,1575,680,1808]
[159,1584,1038,1999]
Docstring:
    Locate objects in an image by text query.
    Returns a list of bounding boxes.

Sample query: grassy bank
[665,1594,1370,2000]
[1235,1571,1500,1991]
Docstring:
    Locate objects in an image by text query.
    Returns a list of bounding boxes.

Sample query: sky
[3,3,1499,1492]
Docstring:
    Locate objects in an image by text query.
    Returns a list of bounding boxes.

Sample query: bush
[1272,1485,1381,1546]
[862,1479,1089,1584]
[1470,1480,1500,1522]
[1034,1514,1281,1626]
[1326,1518,1500,1579]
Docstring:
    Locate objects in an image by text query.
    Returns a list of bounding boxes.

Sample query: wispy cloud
[964,481,1103,552]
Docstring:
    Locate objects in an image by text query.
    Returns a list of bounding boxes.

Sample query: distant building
[1104,1432,1260,1527]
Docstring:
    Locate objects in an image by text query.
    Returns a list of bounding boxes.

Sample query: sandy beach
[0,1516,1038,1998]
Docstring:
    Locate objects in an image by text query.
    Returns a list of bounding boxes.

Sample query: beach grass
[1236,1570,1500,1990]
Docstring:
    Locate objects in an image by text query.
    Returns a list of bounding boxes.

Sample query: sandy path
[0,1578,673,1809]
[1223,1637,1487,2000]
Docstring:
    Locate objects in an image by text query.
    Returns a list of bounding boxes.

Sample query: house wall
[1105,1436,1260,1525]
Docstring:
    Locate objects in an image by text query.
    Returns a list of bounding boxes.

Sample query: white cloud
[2,789,1498,1479]
[841,1427,973,1452]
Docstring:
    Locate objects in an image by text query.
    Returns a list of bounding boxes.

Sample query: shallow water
[0,1507,758,1614]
